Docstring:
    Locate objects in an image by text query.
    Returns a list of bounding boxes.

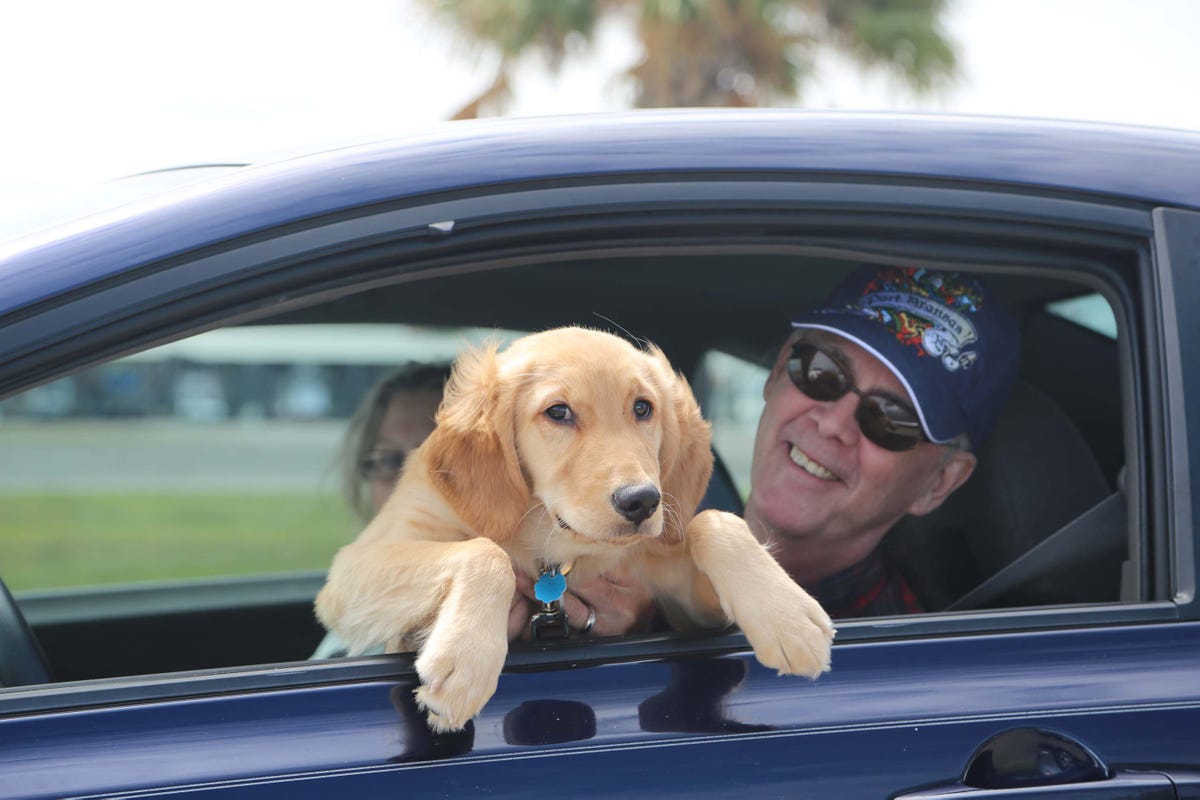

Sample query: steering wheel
[0,577,51,687]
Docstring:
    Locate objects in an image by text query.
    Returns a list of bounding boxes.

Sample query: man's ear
[424,342,531,540]
[907,449,977,517]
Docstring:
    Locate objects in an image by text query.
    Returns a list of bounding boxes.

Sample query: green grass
[1,492,358,592]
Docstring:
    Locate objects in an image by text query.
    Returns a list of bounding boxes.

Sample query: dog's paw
[737,579,835,680]
[413,629,507,733]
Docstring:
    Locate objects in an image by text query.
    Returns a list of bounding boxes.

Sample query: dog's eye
[633,399,653,419]
[545,403,574,423]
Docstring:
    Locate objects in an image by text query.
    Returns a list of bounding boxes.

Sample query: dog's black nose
[611,483,661,526]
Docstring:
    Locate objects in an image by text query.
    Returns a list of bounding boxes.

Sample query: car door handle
[894,770,1176,799]
[892,727,1177,799]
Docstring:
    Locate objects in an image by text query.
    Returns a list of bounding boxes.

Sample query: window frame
[1151,207,1200,617]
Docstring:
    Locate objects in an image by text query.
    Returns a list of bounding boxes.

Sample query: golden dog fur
[316,326,834,731]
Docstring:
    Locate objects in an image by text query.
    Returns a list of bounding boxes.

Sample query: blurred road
[0,420,344,492]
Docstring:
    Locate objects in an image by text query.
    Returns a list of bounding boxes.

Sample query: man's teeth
[790,445,837,481]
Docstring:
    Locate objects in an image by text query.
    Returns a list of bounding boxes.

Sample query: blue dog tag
[534,569,567,604]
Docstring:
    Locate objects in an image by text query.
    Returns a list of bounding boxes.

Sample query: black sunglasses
[360,448,408,482]
[787,342,929,452]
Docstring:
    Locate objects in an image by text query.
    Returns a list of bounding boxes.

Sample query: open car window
[1,243,1140,693]
[1,324,518,593]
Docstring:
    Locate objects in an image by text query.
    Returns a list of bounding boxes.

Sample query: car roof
[3,109,1198,319]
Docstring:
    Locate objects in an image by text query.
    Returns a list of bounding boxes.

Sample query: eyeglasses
[360,448,408,483]
[787,342,929,452]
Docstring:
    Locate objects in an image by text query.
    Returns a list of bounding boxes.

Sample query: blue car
[1,110,1198,798]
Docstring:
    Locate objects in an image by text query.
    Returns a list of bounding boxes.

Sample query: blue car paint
[3,623,1199,798]
[4,111,1200,317]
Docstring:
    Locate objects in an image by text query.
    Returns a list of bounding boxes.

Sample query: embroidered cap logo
[846,268,985,372]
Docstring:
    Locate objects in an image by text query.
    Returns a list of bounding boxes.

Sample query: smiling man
[744,266,1019,618]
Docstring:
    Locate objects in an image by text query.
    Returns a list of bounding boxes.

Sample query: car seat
[887,380,1125,611]
[698,451,745,516]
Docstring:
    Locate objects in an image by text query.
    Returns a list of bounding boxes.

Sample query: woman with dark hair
[341,363,451,522]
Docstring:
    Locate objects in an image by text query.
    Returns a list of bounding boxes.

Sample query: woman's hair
[341,363,452,520]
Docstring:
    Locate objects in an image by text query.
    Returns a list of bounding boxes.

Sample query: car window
[694,349,768,498]
[1045,293,1117,339]
[0,323,515,592]
[0,250,1141,695]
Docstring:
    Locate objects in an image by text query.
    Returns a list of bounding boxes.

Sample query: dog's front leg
[316,536,515,732]
[412,538,515,733]
[681,509,835,679]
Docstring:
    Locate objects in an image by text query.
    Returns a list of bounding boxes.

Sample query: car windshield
[0,164,247,245]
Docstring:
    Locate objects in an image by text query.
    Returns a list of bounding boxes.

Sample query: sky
[2,0,1199,233]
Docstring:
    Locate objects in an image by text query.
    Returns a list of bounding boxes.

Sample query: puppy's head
[425,327,712,548]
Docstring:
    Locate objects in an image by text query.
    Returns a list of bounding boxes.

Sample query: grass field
[1,491,357,592]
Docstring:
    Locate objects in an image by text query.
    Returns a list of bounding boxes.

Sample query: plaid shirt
[808,547,923,619]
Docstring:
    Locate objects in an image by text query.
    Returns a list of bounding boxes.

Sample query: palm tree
[416,0,958,117]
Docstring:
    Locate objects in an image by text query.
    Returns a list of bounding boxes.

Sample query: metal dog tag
[529,600,570,640]
[529,563,572,640]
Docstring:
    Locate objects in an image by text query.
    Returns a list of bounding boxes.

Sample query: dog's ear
[648,346,714,544]
[424,342,530,540]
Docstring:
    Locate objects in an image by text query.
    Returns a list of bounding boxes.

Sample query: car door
[2,163,1198,799]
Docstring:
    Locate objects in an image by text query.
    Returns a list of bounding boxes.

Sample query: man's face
[747,330,972,554]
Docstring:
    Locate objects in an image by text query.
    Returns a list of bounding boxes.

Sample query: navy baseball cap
[790,266,1019,449]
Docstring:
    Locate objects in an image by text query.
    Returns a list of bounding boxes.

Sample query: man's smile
[789,444,839,482]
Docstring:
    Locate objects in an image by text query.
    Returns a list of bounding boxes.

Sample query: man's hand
[507,566,655,642]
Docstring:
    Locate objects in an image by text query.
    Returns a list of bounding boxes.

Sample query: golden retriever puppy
[316,326,833,732]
